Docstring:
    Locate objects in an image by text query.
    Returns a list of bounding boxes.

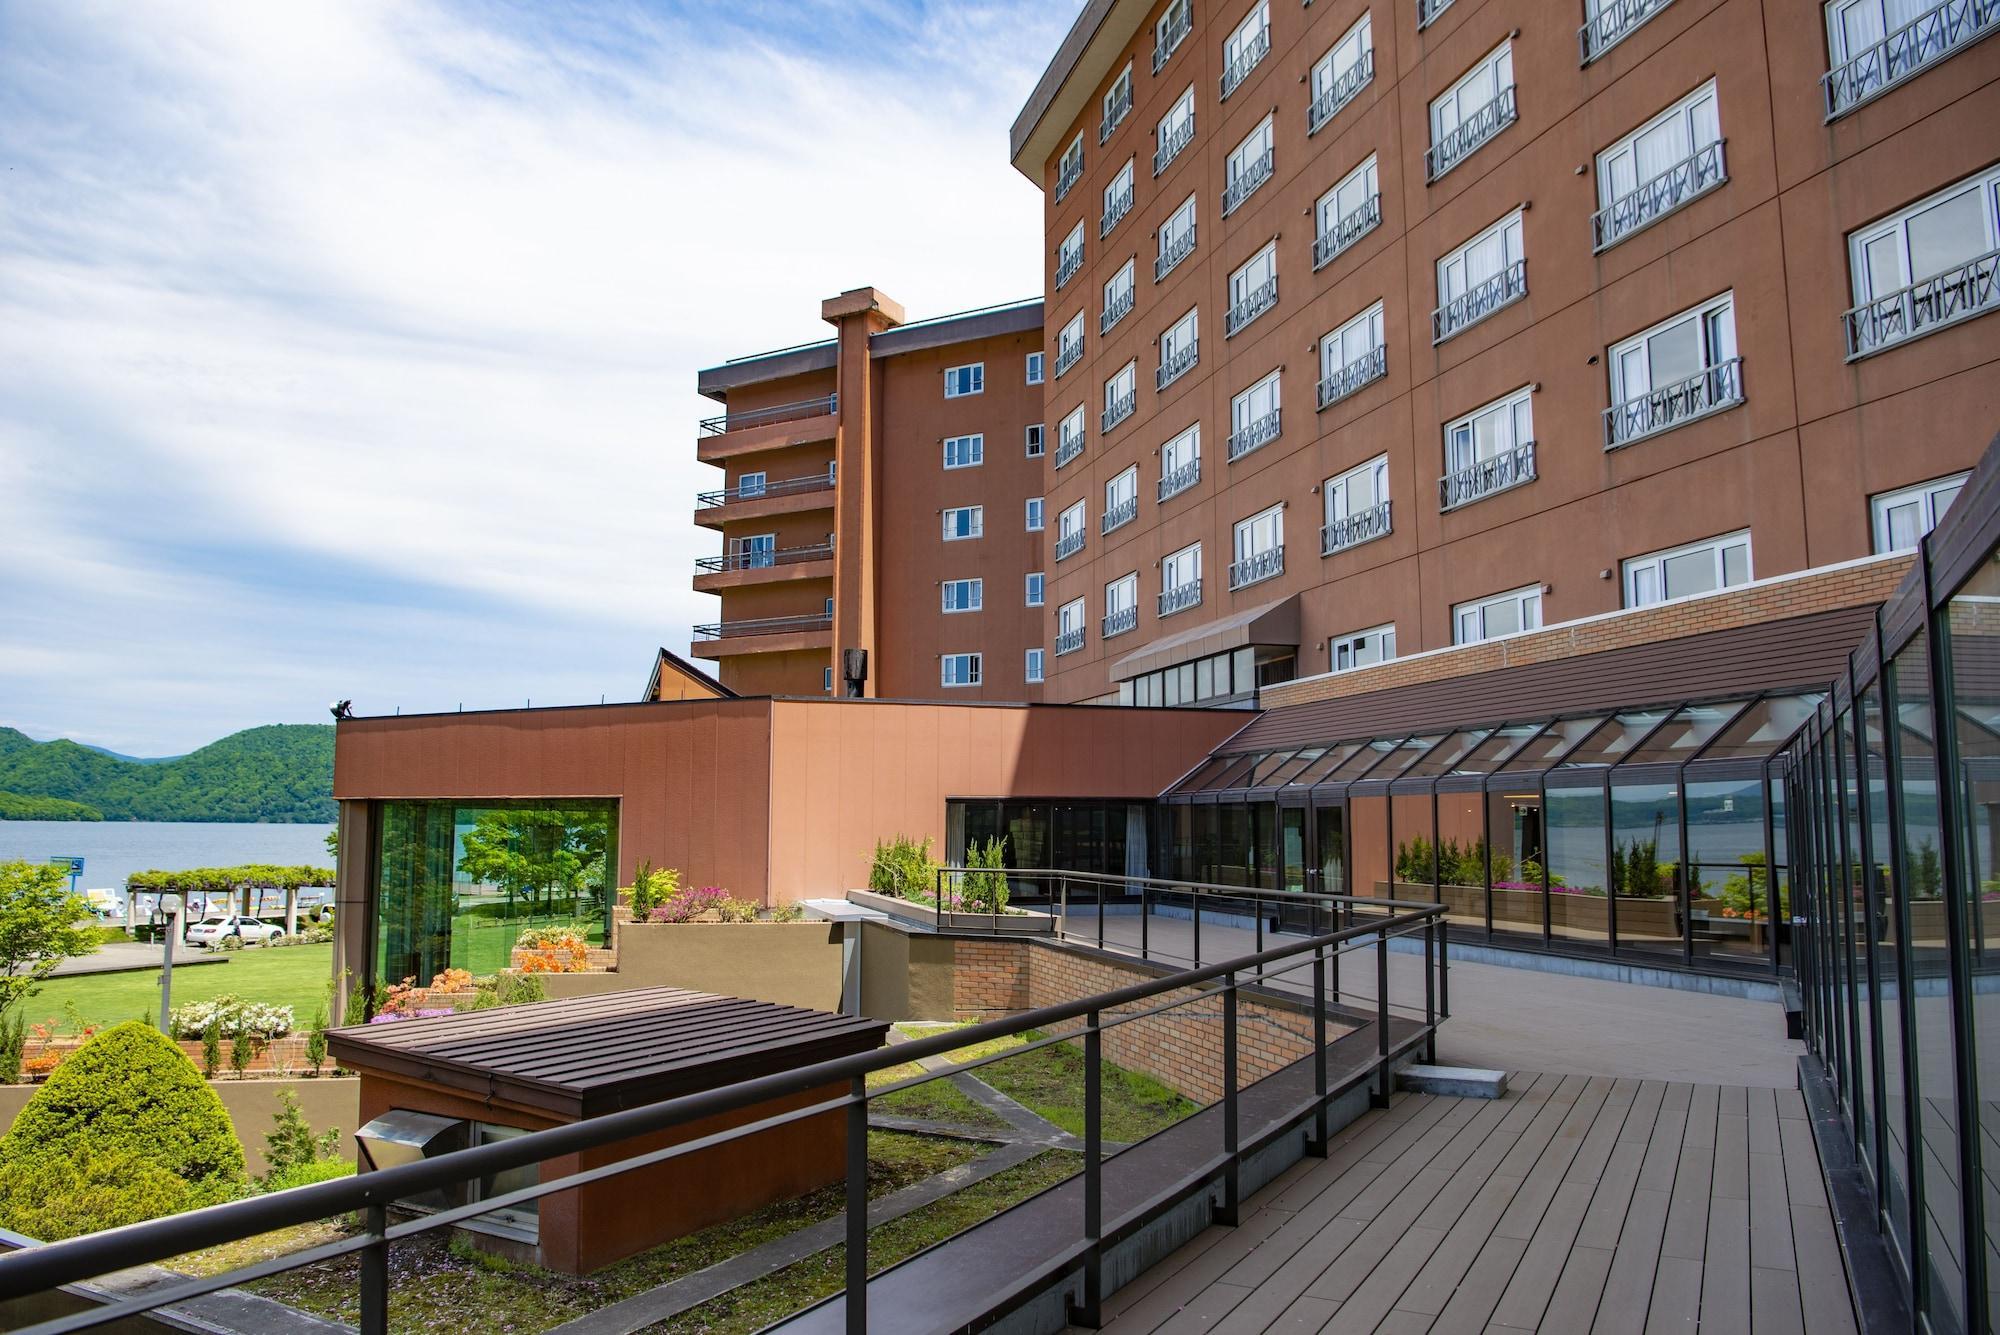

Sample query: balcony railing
[1102,604,1139,638]
[1154,114,1195,176]
[1229,545,1285,590]
[1221,148,1274,217]
[1102,494,1138,534]
[1322,500,1392,556]
[1439,440,1536,510]
[1579,0,1675,63]
[1317,345,1388,410]
[695,472,835,508]
[1156,339,1198,390]
[1158,456,1200,502]
[1843,246,2000,358]
[1056,431,1086,470]
[1591,139,1726,252]
[698,393,837,436]
[1158,578,1203,616]
[1101,184,1134,237]
[1309,51,1375,135]
[1418,0,1455,29]
[1425,86,1517,181]
[1102,390,1136,434]
[691,612,833,640]
[1155,225,1196,281]
[1054,624,1086,656]
[1055,338,1085,378]
[1055,156,1084,203]
[1432,259,1527,343]
[1604,357,1744,448]
[1153,6,1192,72]
[1100,88,1132,143]
[694,542,834,574]
[1225,277,1278,337]
[1823,0,2000,118]
[1056,528,1087,561]
[1056,247,1084,290]
[1220,28,1270,98]
[1227,409,1281,462]
[1101,286,1134,335]
[1314,195,1382,270]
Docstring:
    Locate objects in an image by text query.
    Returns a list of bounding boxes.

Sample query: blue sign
[49,856,84,876]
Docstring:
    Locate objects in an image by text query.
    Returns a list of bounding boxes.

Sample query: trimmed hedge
[0,1144,192,1242]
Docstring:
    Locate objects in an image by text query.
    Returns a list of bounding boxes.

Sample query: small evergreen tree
[305,1008,329,1075]
[201,1017,221,1079]
[230,1030,253,1079]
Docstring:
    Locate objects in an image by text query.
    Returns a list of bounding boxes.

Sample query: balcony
[1055,337,1085,378]
[1843,245,2000,359]
[1314,195,1382,270]
[1220,28,1270,99]
[1153,6,1191,72]
[1225,277,1278,337]
[1432,260,1527,343]
[1102,494,1138,534]
[1158,578,1202,617]
[1056,247,1084,290]
[1102,390,1136,434]
[1055,157,1083,204]
[1309,51,1374,135]
[696,394,838,462]
[1156,340,1198,392]
[1227,409,1281,463]
[1418,0,1455,29]
[1229,545,1284,591]
[1317,345,1388,410]
[1155,226,1196,282]
[1426,86,1517,182]
[1054,624,1086,656]
[1439,440,1536,511]
[1158,457,1200,502]
[698,393,836,437]
[1824,0,2000,118]
[1101,184,1134,238]
[1056,528,1087,561]
[1221,148,1274,218]
[1591,140,1727,253]
[1322,500,1392,556]
[694,472,836,528]
[1100,287,1134,335]
[1580,0,1675,64]
[689,612,833,657]
[1100,88,1132,144]
[1604,357,1744,449]
[1102,605,1139,638]
[1056,430,1086,470]
[692,542,835,592]
[1154,115,1195,176]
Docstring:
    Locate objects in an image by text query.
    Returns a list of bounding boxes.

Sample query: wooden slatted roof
[327,988,888,1119]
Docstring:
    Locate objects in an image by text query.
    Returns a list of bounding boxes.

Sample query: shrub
[230,1031,254,1079]
[955,836,1010,915]
[262,1090,343,1186]
[0,1143,194,1241]
[868,835,939,900]
[0,1011,24,1084]
[306,1009,329,1076]
[201,1017,221,1079]
[715,896,759,923]
[511,926,590,972]
[626,861,681,920]
[649,885,727,923]
[169,995,295,1040]
[767,903,804,923]
[429,968,474,994]
[513,924,593,950]
[263,1158,355,1193]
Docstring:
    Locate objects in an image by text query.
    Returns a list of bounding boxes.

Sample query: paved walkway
[1085,1073,1855,1334]
[49,940,224,976]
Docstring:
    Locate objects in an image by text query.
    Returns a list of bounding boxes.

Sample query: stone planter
[844,888,1055,935]
[594,920,848,1011]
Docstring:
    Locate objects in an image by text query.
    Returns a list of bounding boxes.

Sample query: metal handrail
[1158,457,1200,502]
[1156,339,1198,391]
[1841,245,2000,360]
[1603,357,1744,448]
[695,472,836,508]
[690,613,833,640]
[1102,494,1138,534]
[1309,50,1374,135]
[1323,500,1392,556]
[1425,85,1517,182]
[1099,88,1132,144]
[1220,27,1271,98]
[1100,286,1134,335]
[1056,429,1086,469]
[1153,5,1192,72]
[698,394,837,436]
[1439,439,1536,510]
[1317,345,1387,410]
[1590,139,1727,252]
[1100,184,1134,237]
[1055,337,1085,378]
[694,542,834,573]
[1056,246,1084,290]
[1158,578,1203,616]
[1221,147,1274,217]
[1314,194,1381,270]
[1417,0,1455,29]
[1154,114,1195,176]
[1230,544,1284,590]
[1823,0,2000,118]
[1055,156,1084,203]
[1055,624,1087,655]
[1225,276,1278,337]
[1056,528,1087,561]
[1227,409,1281,462]
[1432,258,1527,343]
[1102,390,1136,434]
[1102,605,1139,638]
[1155,224,1196,282]
[1579,0,1675,64]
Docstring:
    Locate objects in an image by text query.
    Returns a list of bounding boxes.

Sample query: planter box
[845,888,1055,935]
[610,920,848,1011]
[1372,881,1679,942]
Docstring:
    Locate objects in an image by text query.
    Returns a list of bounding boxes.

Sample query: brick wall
[1263,554,1912,710]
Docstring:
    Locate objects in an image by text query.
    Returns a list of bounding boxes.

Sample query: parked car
[184,915,284,947]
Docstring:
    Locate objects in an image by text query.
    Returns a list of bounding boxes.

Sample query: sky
[0,0,1071,757]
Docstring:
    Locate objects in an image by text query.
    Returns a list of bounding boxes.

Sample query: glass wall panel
[1685,775,1771,967]
[1770,774,1791,970]
[1215,803,1255,887]
[1351,793,1390,898]
[1315,803,1348,897]
[1839,715,1876,1154]
[1390,791,1436,899]
[1611,780,1682,957]
[1488,784,1546,940]
[1437,789,1487,930]
[1546,783,1610,948]
[1866,685,1916,1268]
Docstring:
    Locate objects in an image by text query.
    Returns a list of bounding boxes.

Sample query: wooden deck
[1086,1072,1857,1334]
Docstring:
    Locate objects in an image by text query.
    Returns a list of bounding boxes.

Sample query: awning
[1111,594,1300,682]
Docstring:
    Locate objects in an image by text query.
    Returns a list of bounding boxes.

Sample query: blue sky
[0,0,1070,756]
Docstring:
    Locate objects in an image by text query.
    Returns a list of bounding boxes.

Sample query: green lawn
[866,1061,1008,1130]
[24,943,337,1033]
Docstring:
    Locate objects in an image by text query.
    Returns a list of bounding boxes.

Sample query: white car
[184,915,284,947]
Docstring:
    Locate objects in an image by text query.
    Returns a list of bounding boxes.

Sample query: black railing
[1156,339,1198,391]
[1323,500,1392,556]
[1102,494,1138,534]
[1155,225,1196,282]
[1432,259,1527,343]
[1219,28,1271,98]
[691,613,833,640]
[1225,276,1278,337]
[694,542,835,574]
[1154,115,1195,176]
[1100,184,1134,237]
[1153,5,1191,72]
[695,472,836,509]
[1158,457,1200,502]
[1221,148,1274,217]
[1102,389,1136,434]
[1158,578,1203,616]
[1316,345,1387,410]
[698,394,837,436]
[1101,286,1134,334]
[1099,88,1132,144]
[1417,0,1455,30]
[1439,439,1536,510]
[1227,409,1281,462]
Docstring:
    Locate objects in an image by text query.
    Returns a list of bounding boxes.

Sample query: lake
[0,820,337,894]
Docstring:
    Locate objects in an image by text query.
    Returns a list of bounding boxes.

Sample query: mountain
[0,724,334,823]
[79,743,183,765]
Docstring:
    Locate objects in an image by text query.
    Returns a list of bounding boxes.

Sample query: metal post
[359,1204,388,1335]
[846,1075,868,1334]
[157,898,179,1031]
[1424,918,1437,1063]
[1193,888,1202,968]
[1438,915,1451,1021]
[1374,932,1391,1107]
[1098,876,1106,951]
[1141,882,1150,962]
[1220,975,1240,1226]
[1079,1008,1104,1327]
[1254,902,1264,978]
[1309,943,1329,1156]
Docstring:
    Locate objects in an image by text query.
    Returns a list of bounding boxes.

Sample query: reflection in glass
[1864,685,1914,1271]
[1489,786,1545,939]
[1612,780,1682,957]
[1546,784,1609,948]
[1686,776,1769,965]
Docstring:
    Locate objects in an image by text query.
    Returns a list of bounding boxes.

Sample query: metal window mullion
[1849,656,1892,1203]
[1877,613,1929,1305]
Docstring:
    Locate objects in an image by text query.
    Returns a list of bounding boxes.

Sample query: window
[1594,82,1723,251]
[942,578,984,613]
[1103,360,1136,431]
[1056,133,1085,202]
[1103,259,1136,333]
[1057,222,1085,288]
[1059,500,1087,543]
[1226,241,1278,336]
[1330,624,1396,673]
[1824,0,2000,115]
[1163,542,1202,601]
[1582,0,1676,62]
[728,533,776,568]
[1026,648,1045,684]
[1310,15,1374,134]
[1027,497,1045,531]
[1155,86,1196,176]
[737,471,766,498]
[1102,63,1133,141]
[1318,301,1387,409]
[1454,586,1542,644]
[943,433,984,469]
[1057,405,1087,467]
[943,506,983,540]
[825,597,835,616]
[1157,194,1199,282]
[1026,572,1046,606]
[1231,503,1284,589]
[1105,466,1139,533]
[1158,307,1199,390]
[1102,158,1135,234]
[1056,311,1086,376]
[1105,573,1139,636]
[1324,454,1391,554]
[1223,116,1275,215]
[1026,351,1045,385]
[942,653,983,688]
[944,363,984,398]
[1434,210,1527,342]
[1444,386,1534,480]
[1221,2,1271,98]
[1872,472,1970,552]
[1623,532,1752,607]
[823,666,834,693]
[1026,423,1045,458]
[1845,164,2000,357]
[1160,422,1201,500]
[1056,598,1088,655]
[1428,41,1516,180]
[1315,155,1381,269]
[1605,292,1741,447]
[1156,0,1192,69]
[1228,370,1282,461]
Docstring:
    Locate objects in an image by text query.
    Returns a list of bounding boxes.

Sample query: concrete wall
[858,923,959,1021]
[596,921,846,1012]
[0,1077,359,1178]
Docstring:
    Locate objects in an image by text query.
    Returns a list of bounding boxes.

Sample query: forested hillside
[0,725,334,823]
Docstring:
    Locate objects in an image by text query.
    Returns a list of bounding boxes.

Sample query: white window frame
[1429,40,1515,162]
[1872,472,1971,552]
[1161,307,1199,369]
[1224,116,1275,211]
[1105,465,1139,530]
[1595,81,1722,223]
[729,532,777,568]
[941,653,983,688]
[1059,499,1088,544]
[1310,15,1374,132]
[1845,164,2000,355]
[737,470,767,498]
[1027,497,1045,531]
[1436,210,1526,337]
[1222,2,1272,96]
[1026,351,1045,385]
[1057,133,1085,200]
[1315,155,1380,268]
[1162,423,1201,477]
[1027,571,1046,606]
[1229,369,1282,456]
[1058,405,1087,462]
[1026,423,1045,458]
[1104,157,1135,218]
[1105,572,1139,617]
[1104,259,1136,327]
[1058,598,1088,639]
[823,666,834,693]
[1325,454,1389,527]
[1444,385,1535,476]
[1158,194,1198,277]
[1320,301,1386,384]
[1058,221,1086,284]
[1057,312,1086,370]
[1330,624,1396,673]
[1156,86,1196,174]
[1605,292,1740,446]
[1454,585,1542,645]
[944,363,984,398]
[942,578,985,614]
[1228,241,1278,332]
[1103,63,1134,132]
[1163,541,1202,592]
[1623,531,1752,608]
[942,506,984,541]
[1234,504,1284,562]
[1026,648,1045,684]
[943,433,984,470]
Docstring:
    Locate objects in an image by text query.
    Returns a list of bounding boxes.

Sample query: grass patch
[23,943,335,1033]
[866,1063,1007,1130]
[896,1023,1198,1144]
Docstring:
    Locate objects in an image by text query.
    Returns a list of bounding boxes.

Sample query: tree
[456,808,607,919]
[0,861,96,1020]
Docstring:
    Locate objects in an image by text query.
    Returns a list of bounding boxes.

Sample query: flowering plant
[168,995,295,1039]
